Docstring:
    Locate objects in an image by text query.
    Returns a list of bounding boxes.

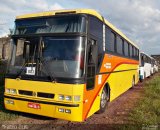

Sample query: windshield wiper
[38,37,57,83]
[38,57,57,83]
[16,62,27,79]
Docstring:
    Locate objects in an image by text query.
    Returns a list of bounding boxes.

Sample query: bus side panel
[82,74,109,120]
[82,54,139,120]
[139,67,144,80]
[99,54,139,101]
[107,64,139,101]
[144,63,152,78]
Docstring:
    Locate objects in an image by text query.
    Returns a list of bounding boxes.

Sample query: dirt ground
[1,76,154,130]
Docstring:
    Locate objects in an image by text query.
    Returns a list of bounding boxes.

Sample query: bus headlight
[6,88,11,93]
[58,108,64,113]
[10,89,17,94]
[58,95,64,100]
[6,88,17,94]
[74,96,80,101]
[5,100,14,105]
[65,96,72,101]
[65,109,71,114]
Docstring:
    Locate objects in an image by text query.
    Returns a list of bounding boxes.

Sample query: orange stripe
[84,62,138,119]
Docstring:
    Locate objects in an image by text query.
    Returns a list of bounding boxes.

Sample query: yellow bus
[4,9,139,122]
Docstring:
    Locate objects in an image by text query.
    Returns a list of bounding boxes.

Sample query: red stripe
[84,62,138,119]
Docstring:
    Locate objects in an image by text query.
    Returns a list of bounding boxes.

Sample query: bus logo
[104,63,112,69]
[32,92,36,97]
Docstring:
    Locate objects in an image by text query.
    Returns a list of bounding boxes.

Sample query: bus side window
[124,41,129,57]
[129,44,132,58]
[116,35,123,55]
[105,27,115,52]
[141,55,144,66]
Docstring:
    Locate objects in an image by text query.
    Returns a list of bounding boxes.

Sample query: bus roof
[140,52,152,59]
[16,9,139,48]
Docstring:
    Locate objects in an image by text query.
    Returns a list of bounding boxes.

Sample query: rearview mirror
[23,41,30,60]
[88,40,98,64]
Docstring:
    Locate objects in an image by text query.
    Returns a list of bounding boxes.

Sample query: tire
[139,75,143,82]
[97,87,109,114]
[139,78,143,82]
[131,77,135,89]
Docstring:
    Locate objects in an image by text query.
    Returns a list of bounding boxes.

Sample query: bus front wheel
[97,87,108,114]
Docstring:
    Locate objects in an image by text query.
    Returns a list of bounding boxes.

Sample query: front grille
[19,90,33,96]
[37,92,54,99]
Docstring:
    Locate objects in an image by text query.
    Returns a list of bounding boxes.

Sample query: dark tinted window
[89,16,103,53]
[105,27,115,52]
[137,50,139,60]
[129,44,132,57]
[135,48,138,59]
[132,47,134,58]
[132,47,135,58]
[124,41,129,56]
[15,15,86,35]
[89,16,103,39]
[116,36,123,54]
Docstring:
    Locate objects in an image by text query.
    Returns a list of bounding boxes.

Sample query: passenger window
[116,36,123,55]
[89,16,103,39]
[129,44,132,57]
[137,50,139,60]
[124,41,129,56]
[132,46,134,58]
[105,27,115,52]
[89,16,103,53]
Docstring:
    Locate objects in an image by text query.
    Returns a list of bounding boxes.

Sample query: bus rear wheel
[131,77,135,89]
[97,87,108,114]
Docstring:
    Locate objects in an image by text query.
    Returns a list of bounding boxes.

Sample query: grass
[129,73,160,125]
[0,74,19,121]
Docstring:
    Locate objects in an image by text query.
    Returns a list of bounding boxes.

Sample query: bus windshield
[14,15,86,35]
[7,36,85,79]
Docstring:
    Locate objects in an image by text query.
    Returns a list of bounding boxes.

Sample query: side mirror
[88,40,98,64]
[23,41,30,60]
[91,44,98,64]
[25,44,30,59]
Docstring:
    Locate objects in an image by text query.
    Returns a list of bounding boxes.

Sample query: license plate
[28,102,41,109]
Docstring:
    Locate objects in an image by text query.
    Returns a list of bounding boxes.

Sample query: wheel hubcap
[100,90,107,108]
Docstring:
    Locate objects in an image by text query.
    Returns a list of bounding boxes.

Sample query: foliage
[129,74,160,125]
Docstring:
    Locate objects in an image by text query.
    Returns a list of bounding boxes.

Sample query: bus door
[83,38,99,119]
[86,39,98,90]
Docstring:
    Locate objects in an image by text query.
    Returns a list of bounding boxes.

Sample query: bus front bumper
[4,95,83,122]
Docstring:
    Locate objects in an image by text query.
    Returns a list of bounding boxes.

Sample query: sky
[0,0,160,55]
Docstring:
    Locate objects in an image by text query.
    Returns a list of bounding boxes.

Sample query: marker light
[10,89,17,94]
[74,96,80,101]
[6,88,11,93]
[6,100,14,104]
[6,88,17,94]
[58,108,64,113]
[65,109,71,114]
[65,96,72,101]
[59,95,64,100]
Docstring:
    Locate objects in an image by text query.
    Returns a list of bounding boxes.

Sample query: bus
[4,9,139,122]
[151,58,158,73]
[139,52,153,81]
